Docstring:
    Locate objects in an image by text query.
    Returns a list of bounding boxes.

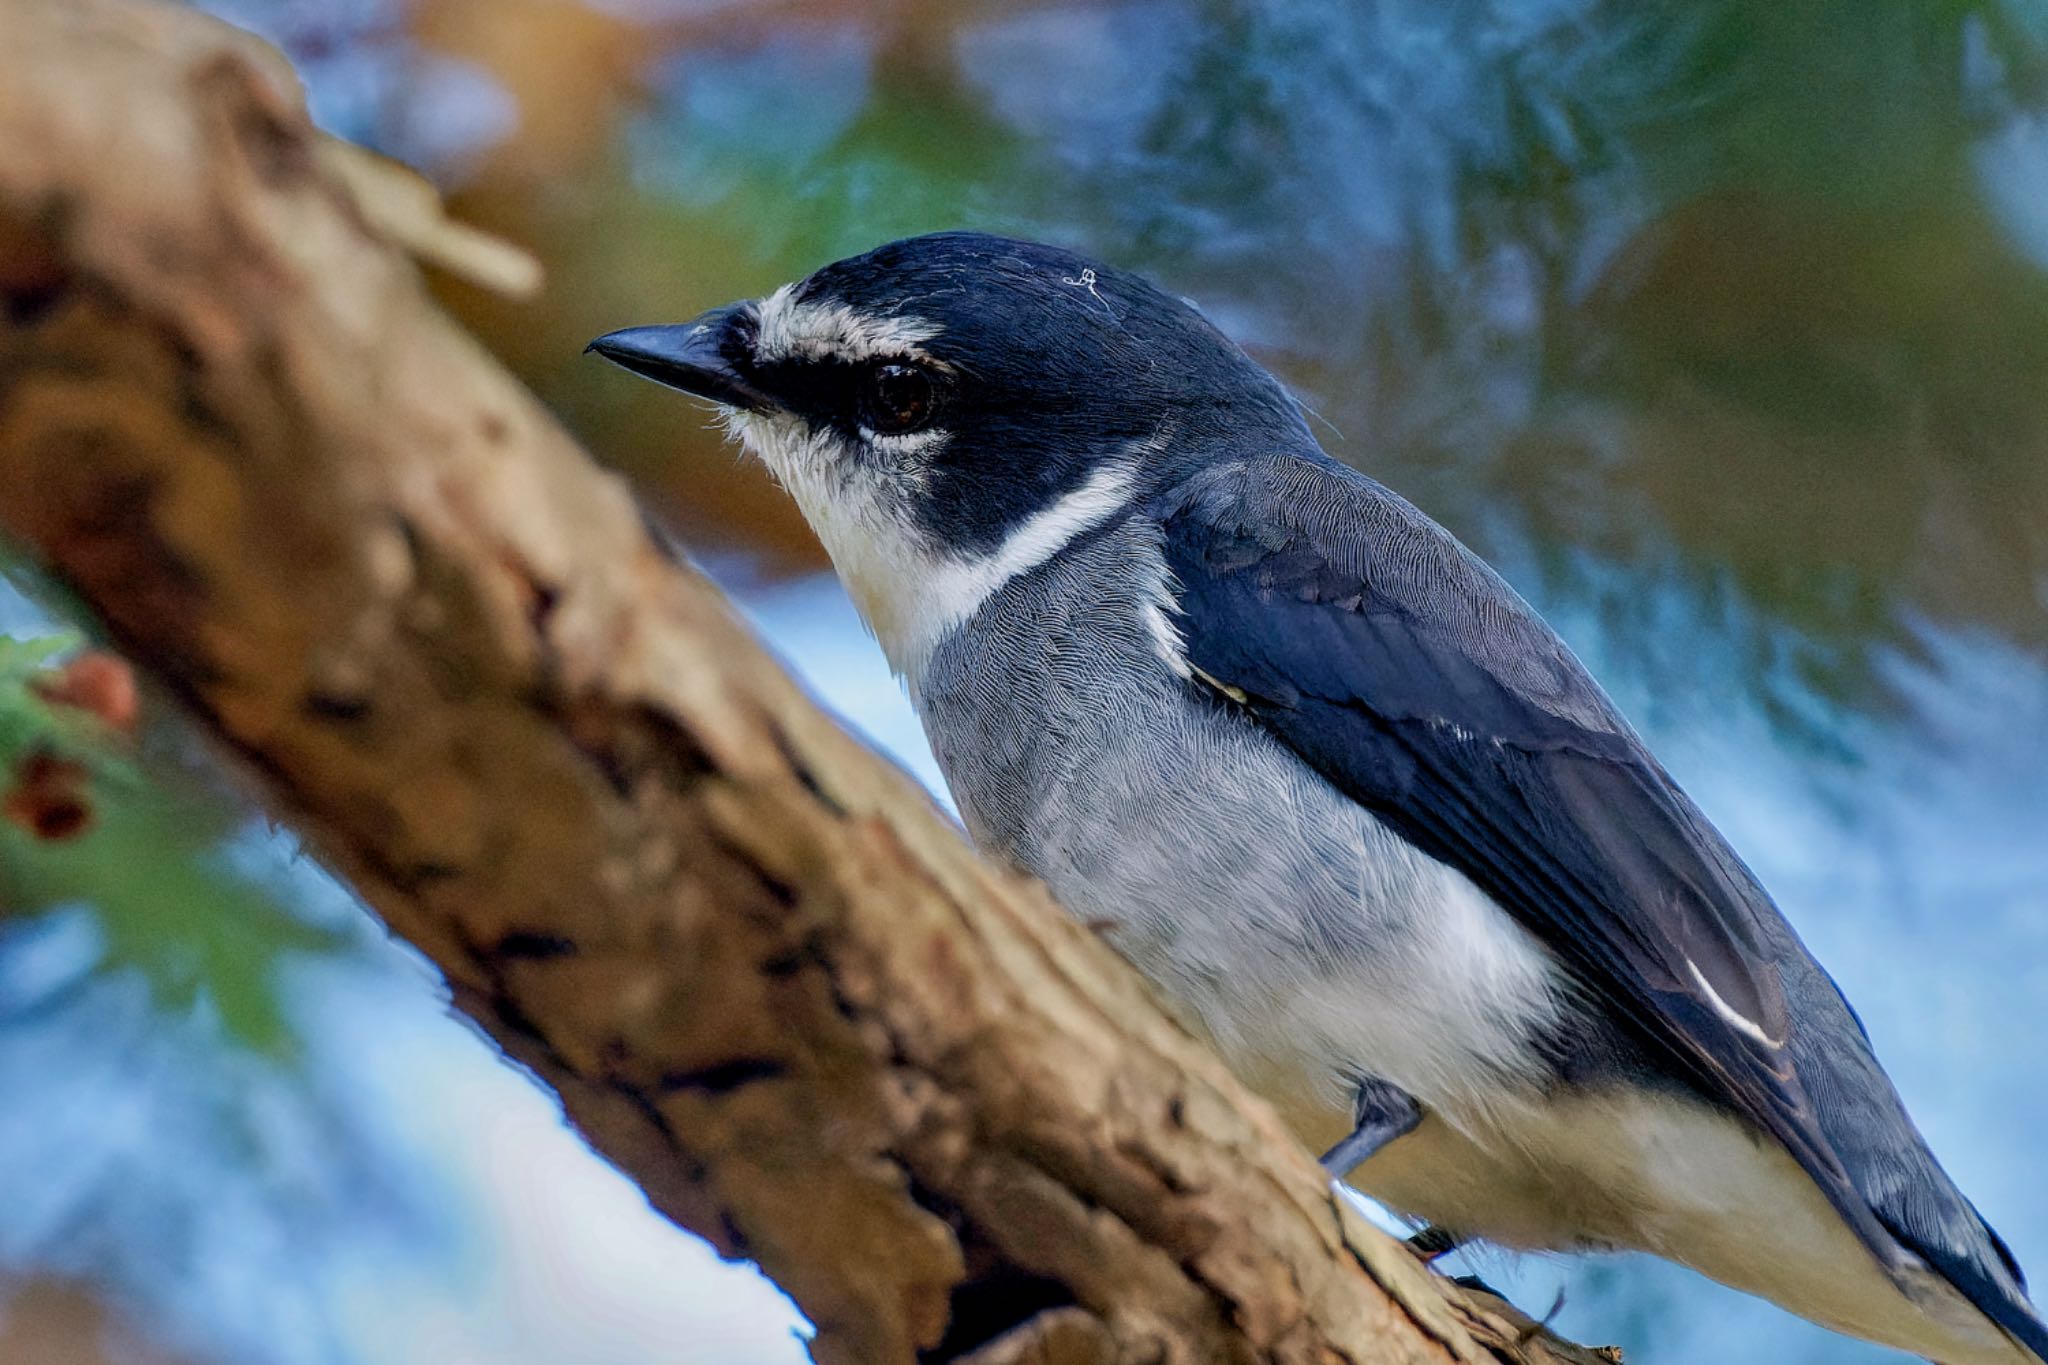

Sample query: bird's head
[589,231,1308,673]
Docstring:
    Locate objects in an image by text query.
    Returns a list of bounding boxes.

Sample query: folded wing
[1154,451,1896,1265]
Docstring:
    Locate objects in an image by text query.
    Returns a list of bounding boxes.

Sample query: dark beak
[585,304,774,412]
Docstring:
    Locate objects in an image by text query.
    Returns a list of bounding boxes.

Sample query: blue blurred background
[3,0,2047,1359]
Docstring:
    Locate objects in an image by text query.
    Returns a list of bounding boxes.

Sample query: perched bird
[590,232,2045,1364]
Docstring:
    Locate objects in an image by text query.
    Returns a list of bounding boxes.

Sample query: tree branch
[0,3,1610,1361]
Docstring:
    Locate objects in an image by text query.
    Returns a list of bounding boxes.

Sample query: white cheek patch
[731,409,944,653]
[729,405,1140,690]
[753,285,944,365]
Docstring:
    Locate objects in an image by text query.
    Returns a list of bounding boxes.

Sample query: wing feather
[1155,452,1896,1264]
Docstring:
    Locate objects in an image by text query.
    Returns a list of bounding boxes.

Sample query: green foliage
[0,631,85,753]
[0,630,342,1055]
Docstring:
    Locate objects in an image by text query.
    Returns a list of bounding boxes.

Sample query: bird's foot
[1405,1225,1463,1262]
[1408,1233,1590,1357]
[1450,1272,1509,1299]
[1460,1282,1578,1354]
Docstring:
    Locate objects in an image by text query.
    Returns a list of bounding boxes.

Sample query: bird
[588,231,2046,1364]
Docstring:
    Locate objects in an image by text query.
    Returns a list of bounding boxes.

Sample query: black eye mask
[746,354,950,443]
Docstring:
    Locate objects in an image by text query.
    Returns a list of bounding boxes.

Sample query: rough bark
[0,2,1613,1362]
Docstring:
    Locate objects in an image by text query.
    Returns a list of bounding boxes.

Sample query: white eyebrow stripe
[753,284,943,363]
[1686,957,1784,1049]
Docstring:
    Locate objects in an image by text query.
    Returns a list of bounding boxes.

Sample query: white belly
[1032,784,2028,1363]
[1348,1091,2031,1365]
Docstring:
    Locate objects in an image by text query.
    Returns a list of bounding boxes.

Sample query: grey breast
[911,516,1496,1067]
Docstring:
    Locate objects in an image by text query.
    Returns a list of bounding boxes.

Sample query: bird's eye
[859,362,935,436]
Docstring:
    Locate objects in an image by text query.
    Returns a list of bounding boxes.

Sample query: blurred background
[3,0,2047,1360]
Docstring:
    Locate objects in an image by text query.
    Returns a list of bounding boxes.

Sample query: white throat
[734,409,1138,688]
[879,458,1141,684]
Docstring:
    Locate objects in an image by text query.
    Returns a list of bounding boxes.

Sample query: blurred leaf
[0,633,343,1056]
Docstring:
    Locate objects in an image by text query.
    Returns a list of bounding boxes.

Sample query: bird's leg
[1319,1083,1517,1305]
[1318,1076,1421,1177]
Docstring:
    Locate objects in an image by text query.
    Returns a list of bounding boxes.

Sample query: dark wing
[1155,452,1897,1264]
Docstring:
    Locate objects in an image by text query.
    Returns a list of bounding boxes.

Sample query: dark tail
[1789,957,2047,1361]
[1880,1205,2048,1364]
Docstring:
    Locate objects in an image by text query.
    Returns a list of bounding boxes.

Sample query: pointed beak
[585,304,775,412]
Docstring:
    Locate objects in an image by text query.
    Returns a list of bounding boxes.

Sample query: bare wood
[0,3,1611,1362]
